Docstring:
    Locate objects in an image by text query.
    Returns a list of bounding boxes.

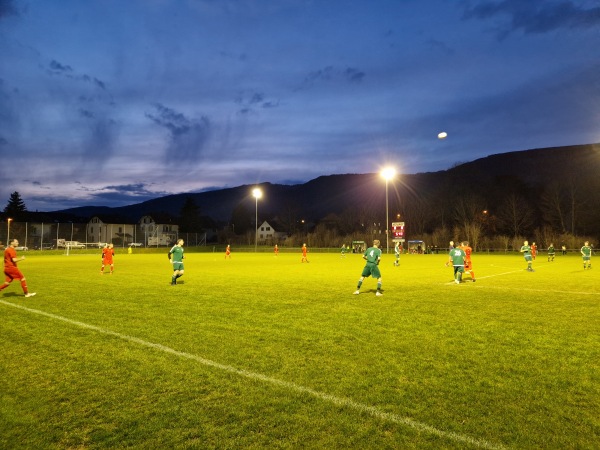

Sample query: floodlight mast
[7,218,13,244]
[252,188,262,252]
[380,168,396,254]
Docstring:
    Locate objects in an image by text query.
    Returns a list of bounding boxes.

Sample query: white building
[87,216,137,245]
[87,215,179,246]
[139,215,179,246]
[257,220,286,243]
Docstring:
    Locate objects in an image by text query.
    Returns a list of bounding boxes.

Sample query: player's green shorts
[524,255,532,262]
[583,256,591,261]
[172,262,184,271]
[361,263,381,279]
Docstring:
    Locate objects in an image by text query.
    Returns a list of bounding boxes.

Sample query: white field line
[444,269,522,285]
[445,267,600,296]
[1,300,507,450]
[472,285,600,296]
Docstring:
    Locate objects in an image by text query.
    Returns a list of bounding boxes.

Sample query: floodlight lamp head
[252,188,262,199]
[381,167,396,180]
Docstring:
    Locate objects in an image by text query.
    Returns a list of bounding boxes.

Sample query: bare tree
[497,193,534,237]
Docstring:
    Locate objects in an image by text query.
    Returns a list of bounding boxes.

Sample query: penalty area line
[0,300,507,450]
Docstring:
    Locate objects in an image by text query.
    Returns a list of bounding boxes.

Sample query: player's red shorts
[464,260,472,270]
[4,266,25,281]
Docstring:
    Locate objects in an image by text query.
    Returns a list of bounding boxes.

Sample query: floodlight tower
[7,218,13,244]
[252,187,262,252]
[380,167,396,254]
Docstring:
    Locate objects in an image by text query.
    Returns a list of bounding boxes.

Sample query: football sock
[21,280,28,293]
[377,282,382,291]
[357,280,363,289]
[0,282,9,291]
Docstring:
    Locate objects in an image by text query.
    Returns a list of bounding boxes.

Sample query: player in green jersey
[447,246,466,284]
[394,241,401,266]
[581,241,592,269]
[353,239,383,296]
[520,240,534,272]
[547,243,555,262]
[169,239,185,285]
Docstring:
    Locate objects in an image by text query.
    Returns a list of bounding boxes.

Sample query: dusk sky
[1,0,599,212]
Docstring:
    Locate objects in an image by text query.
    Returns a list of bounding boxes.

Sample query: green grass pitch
[1,249,598,449]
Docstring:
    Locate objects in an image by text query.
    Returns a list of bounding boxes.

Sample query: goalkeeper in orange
[460,241,476,282]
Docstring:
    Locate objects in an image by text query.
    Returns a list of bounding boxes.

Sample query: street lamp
[7,218,13,244]
[380,167,396,254]
[252,187,262,252]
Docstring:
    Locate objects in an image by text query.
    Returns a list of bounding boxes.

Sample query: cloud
[234,91,280,114]
[79,109,94,118]
[298,65,366,90]
[76,183,171,207]
[463,0,600,37]
[46,59,108,90]
[24,182,171,210]
[49,59,73,73]
[145,103,211,163]
[344,68,365,83]
[0,0,19,20]
[218,50,247,62]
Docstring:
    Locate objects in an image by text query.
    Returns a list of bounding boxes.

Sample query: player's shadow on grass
[1,292,23,298]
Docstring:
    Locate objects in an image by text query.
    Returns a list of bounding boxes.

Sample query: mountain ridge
[51,143,600,224]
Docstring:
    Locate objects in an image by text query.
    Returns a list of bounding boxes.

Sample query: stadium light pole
[7,218,13,244]
[252,187,262,253]
[380,167,396,254]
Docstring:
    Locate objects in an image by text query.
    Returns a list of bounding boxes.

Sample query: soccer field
[1,250,598,449]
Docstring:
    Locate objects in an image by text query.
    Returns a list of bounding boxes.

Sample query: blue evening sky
[1,0,599,211]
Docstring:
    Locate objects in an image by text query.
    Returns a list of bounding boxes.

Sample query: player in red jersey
[101,243,115,274]
[301,243,309,263]
[225,244,231,259]
[274,244,279,257]
[0,239,36,297]
[531,242,537,260]
[460,241,476,282]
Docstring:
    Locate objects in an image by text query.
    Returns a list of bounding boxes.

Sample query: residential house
[257,220,287,244]
[87,216,138,245]
[139,215,179,246]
